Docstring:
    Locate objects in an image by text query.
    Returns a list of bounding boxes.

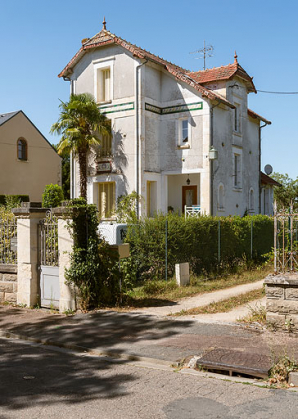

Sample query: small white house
[59,20,272,218]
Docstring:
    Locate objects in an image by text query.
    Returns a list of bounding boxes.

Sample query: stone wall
[265,273,298,331]
[0,265,17,303]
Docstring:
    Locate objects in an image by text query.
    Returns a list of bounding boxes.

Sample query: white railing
[185,205,201,219]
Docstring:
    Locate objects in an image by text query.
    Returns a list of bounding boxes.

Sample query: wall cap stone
[0,264,17,274]
[264,273,298,286]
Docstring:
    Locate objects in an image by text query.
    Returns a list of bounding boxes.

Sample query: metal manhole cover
[197,348,272,378]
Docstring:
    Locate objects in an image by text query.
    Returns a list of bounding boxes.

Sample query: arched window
[218,183,225,210]
[249,188,254,211]
[17,138,27,161]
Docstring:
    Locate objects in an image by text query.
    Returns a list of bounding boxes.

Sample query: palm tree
[51,93,111,200]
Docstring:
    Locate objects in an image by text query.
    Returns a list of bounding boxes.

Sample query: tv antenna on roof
[190,40,214,70]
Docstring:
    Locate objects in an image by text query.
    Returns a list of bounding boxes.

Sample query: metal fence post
[165,219,168,281]
[218,219,221,263]
[251,219,253,259]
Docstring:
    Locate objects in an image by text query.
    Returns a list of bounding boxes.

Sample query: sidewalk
[1,295,298,370]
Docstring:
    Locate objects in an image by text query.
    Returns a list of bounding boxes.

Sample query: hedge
[0,195,29,206]
[125,214,274,281]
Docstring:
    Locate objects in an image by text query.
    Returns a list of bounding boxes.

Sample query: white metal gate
[39,211,60,308]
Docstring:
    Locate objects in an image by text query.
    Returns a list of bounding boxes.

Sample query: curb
[0,329,176,368]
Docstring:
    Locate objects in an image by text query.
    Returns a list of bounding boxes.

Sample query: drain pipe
[259,121,269,214]
[135,59,148,220]
[209,101,220,216]
[63,76,75,199]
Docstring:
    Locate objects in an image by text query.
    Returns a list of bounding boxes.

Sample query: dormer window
[17,138,27,161]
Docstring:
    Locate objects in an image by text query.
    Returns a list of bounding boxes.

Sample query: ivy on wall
[65,198,120,310]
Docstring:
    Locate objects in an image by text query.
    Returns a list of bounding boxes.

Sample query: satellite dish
[264,164,273,175]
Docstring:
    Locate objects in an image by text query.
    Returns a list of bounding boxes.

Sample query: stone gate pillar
[12,203,47,307]
[56,215,76,312]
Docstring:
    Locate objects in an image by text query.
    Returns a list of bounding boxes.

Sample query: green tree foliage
[52,144,70,200]
[65,199,120,309]
[42,184,64,208]
[116,191,142,223]
[50,93,111,200]
[271,172,298,209]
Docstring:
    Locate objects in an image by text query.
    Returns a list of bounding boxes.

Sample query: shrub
[124,213,274,282]
[42,184,64,208]
[0,195,29,208]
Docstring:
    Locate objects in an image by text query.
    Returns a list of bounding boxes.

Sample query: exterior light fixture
[209,146,218,160]
[186,176,190,185]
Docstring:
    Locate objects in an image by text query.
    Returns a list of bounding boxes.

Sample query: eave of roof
[0,110,21,126]
[248,109,271,125]
[0,110,60,156]
[261,172,281,186]
[59,28,235,109]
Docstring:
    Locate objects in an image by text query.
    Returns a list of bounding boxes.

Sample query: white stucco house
[59,20,274,218]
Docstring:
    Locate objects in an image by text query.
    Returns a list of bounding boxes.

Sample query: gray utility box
[98,223,127,245]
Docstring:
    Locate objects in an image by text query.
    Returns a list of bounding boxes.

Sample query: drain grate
[196,348,272,379]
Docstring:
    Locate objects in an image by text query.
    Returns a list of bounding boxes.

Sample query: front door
[182,185,197,212]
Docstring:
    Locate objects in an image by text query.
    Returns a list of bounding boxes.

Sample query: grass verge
[238,303,267,325]
[171,287,265,316]
[123,264,271,308]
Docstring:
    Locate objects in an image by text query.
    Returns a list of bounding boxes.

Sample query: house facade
[0,111,61,201]
[59,21,272,218]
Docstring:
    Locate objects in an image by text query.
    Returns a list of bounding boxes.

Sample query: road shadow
[0,304,194,414]
[0,337,134,417]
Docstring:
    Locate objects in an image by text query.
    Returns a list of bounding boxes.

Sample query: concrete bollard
[175,262,190,286]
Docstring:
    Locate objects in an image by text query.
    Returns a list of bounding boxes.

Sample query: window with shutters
[249,188,255,212]
[94,59,114,103]
[233,152,242,189]
[96,68,111,102]
[99,120,112,158]
[218,183,225,210]
[98,182,115,219]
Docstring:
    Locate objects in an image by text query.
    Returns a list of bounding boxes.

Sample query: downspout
[63,76,75,199]
[70,80,75,199]
[259,121,268,214]
[135,59,148,220]
[209,101,220,216]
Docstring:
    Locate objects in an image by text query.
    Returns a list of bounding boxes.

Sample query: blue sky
[1,0,297,178]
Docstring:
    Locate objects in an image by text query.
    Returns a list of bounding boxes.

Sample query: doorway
[182,185,197,212]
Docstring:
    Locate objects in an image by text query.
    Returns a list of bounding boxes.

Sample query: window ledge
[233,187,242,192]
[97,100,112,105]
[97,156,113,161]
[233,131,242,137]
[177,144,190,150]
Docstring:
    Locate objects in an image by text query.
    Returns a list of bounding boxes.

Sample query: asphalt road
[1,337,298,419]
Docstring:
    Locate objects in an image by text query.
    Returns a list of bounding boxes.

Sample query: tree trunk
[78,150,87,201]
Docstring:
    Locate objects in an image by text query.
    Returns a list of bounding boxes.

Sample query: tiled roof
[0,111,20,126]
[59,27,235,108]
[261,172,281,187]
[247,109,271,125]
[187,54,256,93]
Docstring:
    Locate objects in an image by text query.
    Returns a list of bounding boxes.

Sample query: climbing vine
[65,198,120,310]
